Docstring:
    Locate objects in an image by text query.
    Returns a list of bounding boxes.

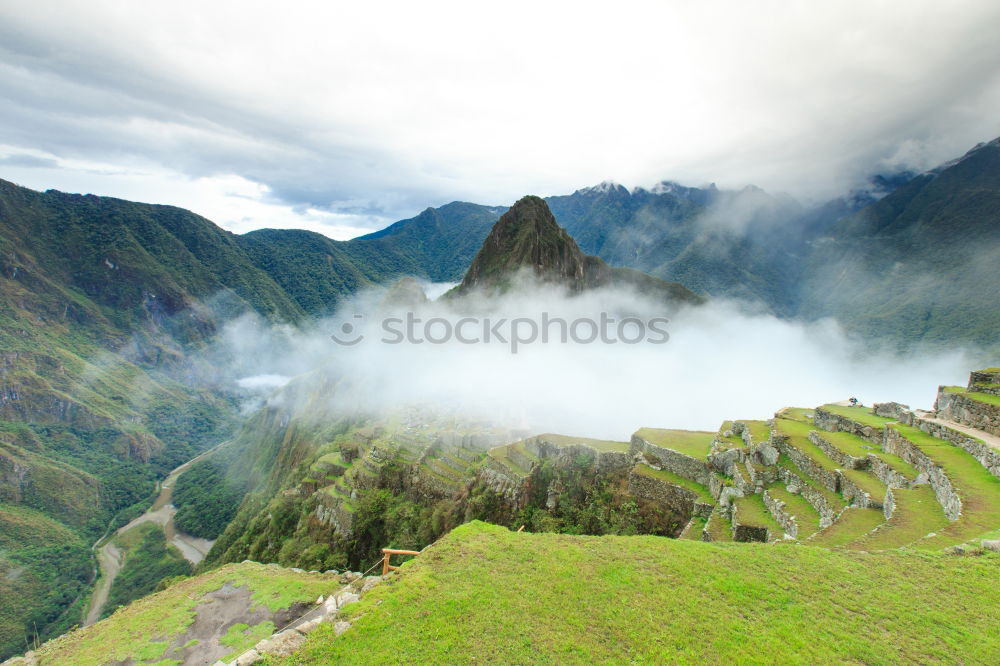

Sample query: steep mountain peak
[454,195,703,305]
[456,195,587,292]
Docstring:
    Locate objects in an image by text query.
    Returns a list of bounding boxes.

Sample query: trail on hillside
[82,441,228,626]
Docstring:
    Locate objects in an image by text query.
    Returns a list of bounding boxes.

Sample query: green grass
[281,521,1000,664]
[33,563,336,665]
[678,516,707,540]
[634,428,715,459]
[219,620,275,658]
[777,407,814,423]
[839,469,887,502]
[737,420,771,444]
[810,430,875,459]
[486,444,533,477]
[819,404,896,428]
[807,507,886,548]
[633,464,714,504]
[537,434,630,453]
[944,386,1000,408]
[704,510,733,542]
[868,451,921,481]
[890,424,1000,549]
[773,419,842,479]
[774,455,846,513]
[713,421,745,450]
[846,486,949,551]
[733,494,784,535]
[766,486,821,538]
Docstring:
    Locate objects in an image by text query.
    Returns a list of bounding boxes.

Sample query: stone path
[915,411,1000,453]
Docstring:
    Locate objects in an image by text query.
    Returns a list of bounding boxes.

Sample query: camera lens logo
[330,314,365,346]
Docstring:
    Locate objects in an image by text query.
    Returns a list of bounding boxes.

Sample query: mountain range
[1,136,999,658]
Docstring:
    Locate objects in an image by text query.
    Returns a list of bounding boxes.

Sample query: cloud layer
[223,283,983,441]
[2,1,999,236]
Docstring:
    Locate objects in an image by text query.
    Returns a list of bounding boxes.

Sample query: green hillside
[284,521,999,664]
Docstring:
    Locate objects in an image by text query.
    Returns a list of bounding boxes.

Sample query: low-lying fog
[221,281,980,441]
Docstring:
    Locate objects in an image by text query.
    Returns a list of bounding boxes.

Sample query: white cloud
[214,282,980,441]
[1,0,999,226]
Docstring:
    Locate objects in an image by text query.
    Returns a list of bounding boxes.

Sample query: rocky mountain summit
[454,195,703,305]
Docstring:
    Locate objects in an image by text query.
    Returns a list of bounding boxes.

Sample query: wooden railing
[381,548,420,575]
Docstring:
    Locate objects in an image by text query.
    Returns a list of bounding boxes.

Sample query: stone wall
[526,436,632,475]
[808,431,868,469]
[627,467,714,520]
[837,471,883,510]
[935,389,1000,437]
[910,414,1000,480]
[730,503,771,543]
[883,426,962,521]
[866,454,917,490]
[762,489,798,539]
[630,434,712,486]
[777,467,837,528]
[771,432,839,493]
[813,407,885,445]
[968,370,1000,388]
[873,402,910,419]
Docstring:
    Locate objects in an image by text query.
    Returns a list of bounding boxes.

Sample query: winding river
[83,443,225,626]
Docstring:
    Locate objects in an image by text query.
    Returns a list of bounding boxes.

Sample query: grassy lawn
[283,522,1000,664]
[846,486,949,551]
[807,507,885,548]
[944,386,1000,408]
[705,510,733,542]
[890,424,1000,549]
[633,464,714,505]
[34,563,336,665]
[537,433,630,453]
[634,428,715,459]
[766,486,821,538]
[819,404,896,429]
[733,494,785,535]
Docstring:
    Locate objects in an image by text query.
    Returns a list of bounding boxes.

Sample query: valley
[83,441,225,626]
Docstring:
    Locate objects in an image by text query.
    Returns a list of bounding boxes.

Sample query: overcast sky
[1,1,999,239]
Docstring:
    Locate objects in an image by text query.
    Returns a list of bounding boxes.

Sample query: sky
[1,0,999,239]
